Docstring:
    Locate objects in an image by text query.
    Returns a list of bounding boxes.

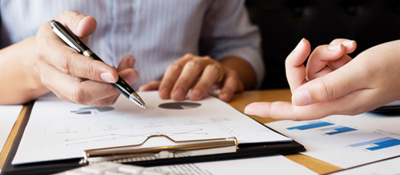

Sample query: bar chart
[319,126,357,135]
[287,121,334,130]
[348,137,400,151]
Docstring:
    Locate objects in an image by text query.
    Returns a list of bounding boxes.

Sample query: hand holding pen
[34,11,144,107]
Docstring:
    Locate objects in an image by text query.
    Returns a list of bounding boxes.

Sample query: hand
[34,11,138,106]
[245,38,400,120]
[139,54,244,102]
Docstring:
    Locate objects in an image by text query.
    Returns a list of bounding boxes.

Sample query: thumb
[291,64,363,106]
[55,10,97,43]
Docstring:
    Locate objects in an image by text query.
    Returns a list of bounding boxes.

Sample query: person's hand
[139,54,244,102]
[34,11,138,106]
[245,38,400,120]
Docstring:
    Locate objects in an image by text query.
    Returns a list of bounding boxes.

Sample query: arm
[0,37,48,104]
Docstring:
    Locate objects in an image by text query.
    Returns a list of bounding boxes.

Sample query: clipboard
[1,102,305,175]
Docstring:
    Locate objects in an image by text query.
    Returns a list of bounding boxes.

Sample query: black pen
[50,20,147,109]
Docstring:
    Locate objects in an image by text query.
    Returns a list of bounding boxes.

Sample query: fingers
[292,60,365,106]
[285,38,311,93]
[140,81,161,92]
[117,55,136,72]
[159,54,214,100]
[188,64,222,101]
[245,86,377,120]
[35,10,118,84]
[306,39,357,80]
[306,44,346,80]
[55,10,97,41]
[158,54,191,99]
[37,55,138,106]
[219,71,243,102]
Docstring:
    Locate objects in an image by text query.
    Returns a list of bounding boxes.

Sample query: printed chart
[13,92,290,165]
[267,113,400,168]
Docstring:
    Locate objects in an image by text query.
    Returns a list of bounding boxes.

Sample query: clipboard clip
[80,134,238,164]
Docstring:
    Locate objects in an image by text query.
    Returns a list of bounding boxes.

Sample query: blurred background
[245,0,400,89]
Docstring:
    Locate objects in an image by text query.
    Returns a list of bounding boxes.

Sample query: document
[150,155,317,175]
[267,113,400,168]
[329,156,400,175]
[13,92,290,165]
[0,105,22,152]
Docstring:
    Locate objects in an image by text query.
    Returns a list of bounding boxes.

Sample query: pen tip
[142,105,147,109]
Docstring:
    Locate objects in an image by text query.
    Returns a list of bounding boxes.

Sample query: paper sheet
[267,113,400,168]
[13,92,290,165]
[329,156,400,175]
[0,105,22,152]
[149,155,317,175]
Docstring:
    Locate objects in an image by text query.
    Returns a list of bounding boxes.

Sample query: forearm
[219,56,256,90]
[0,37,49,104]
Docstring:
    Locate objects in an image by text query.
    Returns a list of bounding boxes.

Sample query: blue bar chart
[287,121,334,130]
[349,137,400,151]
[319,126,357,135]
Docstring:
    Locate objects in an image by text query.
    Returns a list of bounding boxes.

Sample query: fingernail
[342,40,354,47]
[173,88,184,99]
[293,38,304,51]
[292,90,312,106]
[244,102,266,116]
[328,44,341,51]
[100,72,115,83]
[191,89,201,99]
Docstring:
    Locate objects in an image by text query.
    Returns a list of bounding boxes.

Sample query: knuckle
[81,62,96,79]
[59,54,72,74]
[184,53,194,58]
[319,79,336,101]
[167,63,183,73]
[70,87,88,104]
[186,60,201,69]
[204,56,212,60]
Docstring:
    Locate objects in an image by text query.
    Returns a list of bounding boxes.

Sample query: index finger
[285,38,311,93]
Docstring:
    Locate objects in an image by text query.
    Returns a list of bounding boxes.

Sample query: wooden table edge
[0,105,27,171]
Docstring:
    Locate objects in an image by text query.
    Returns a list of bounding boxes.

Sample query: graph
[348,137,400,151]
[287,121,334,130]
[319,126,357,135]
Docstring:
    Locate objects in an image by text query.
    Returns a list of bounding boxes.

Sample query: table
[0,89,342,174]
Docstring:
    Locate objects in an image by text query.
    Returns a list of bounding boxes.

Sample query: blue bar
[287,121,334,130]
[325,127,357,135]
[367,139,400,151]
[349,137,394,147]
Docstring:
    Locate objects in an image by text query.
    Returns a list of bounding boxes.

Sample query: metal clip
[81,134,238,164]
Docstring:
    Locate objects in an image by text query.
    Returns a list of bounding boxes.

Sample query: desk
[0,89,342,174]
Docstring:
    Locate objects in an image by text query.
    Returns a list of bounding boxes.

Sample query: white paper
[267,113,400,168]
[13,92,290,165]
[329,156,400,175]
[149,155,317,175]
[0,105,23,152]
